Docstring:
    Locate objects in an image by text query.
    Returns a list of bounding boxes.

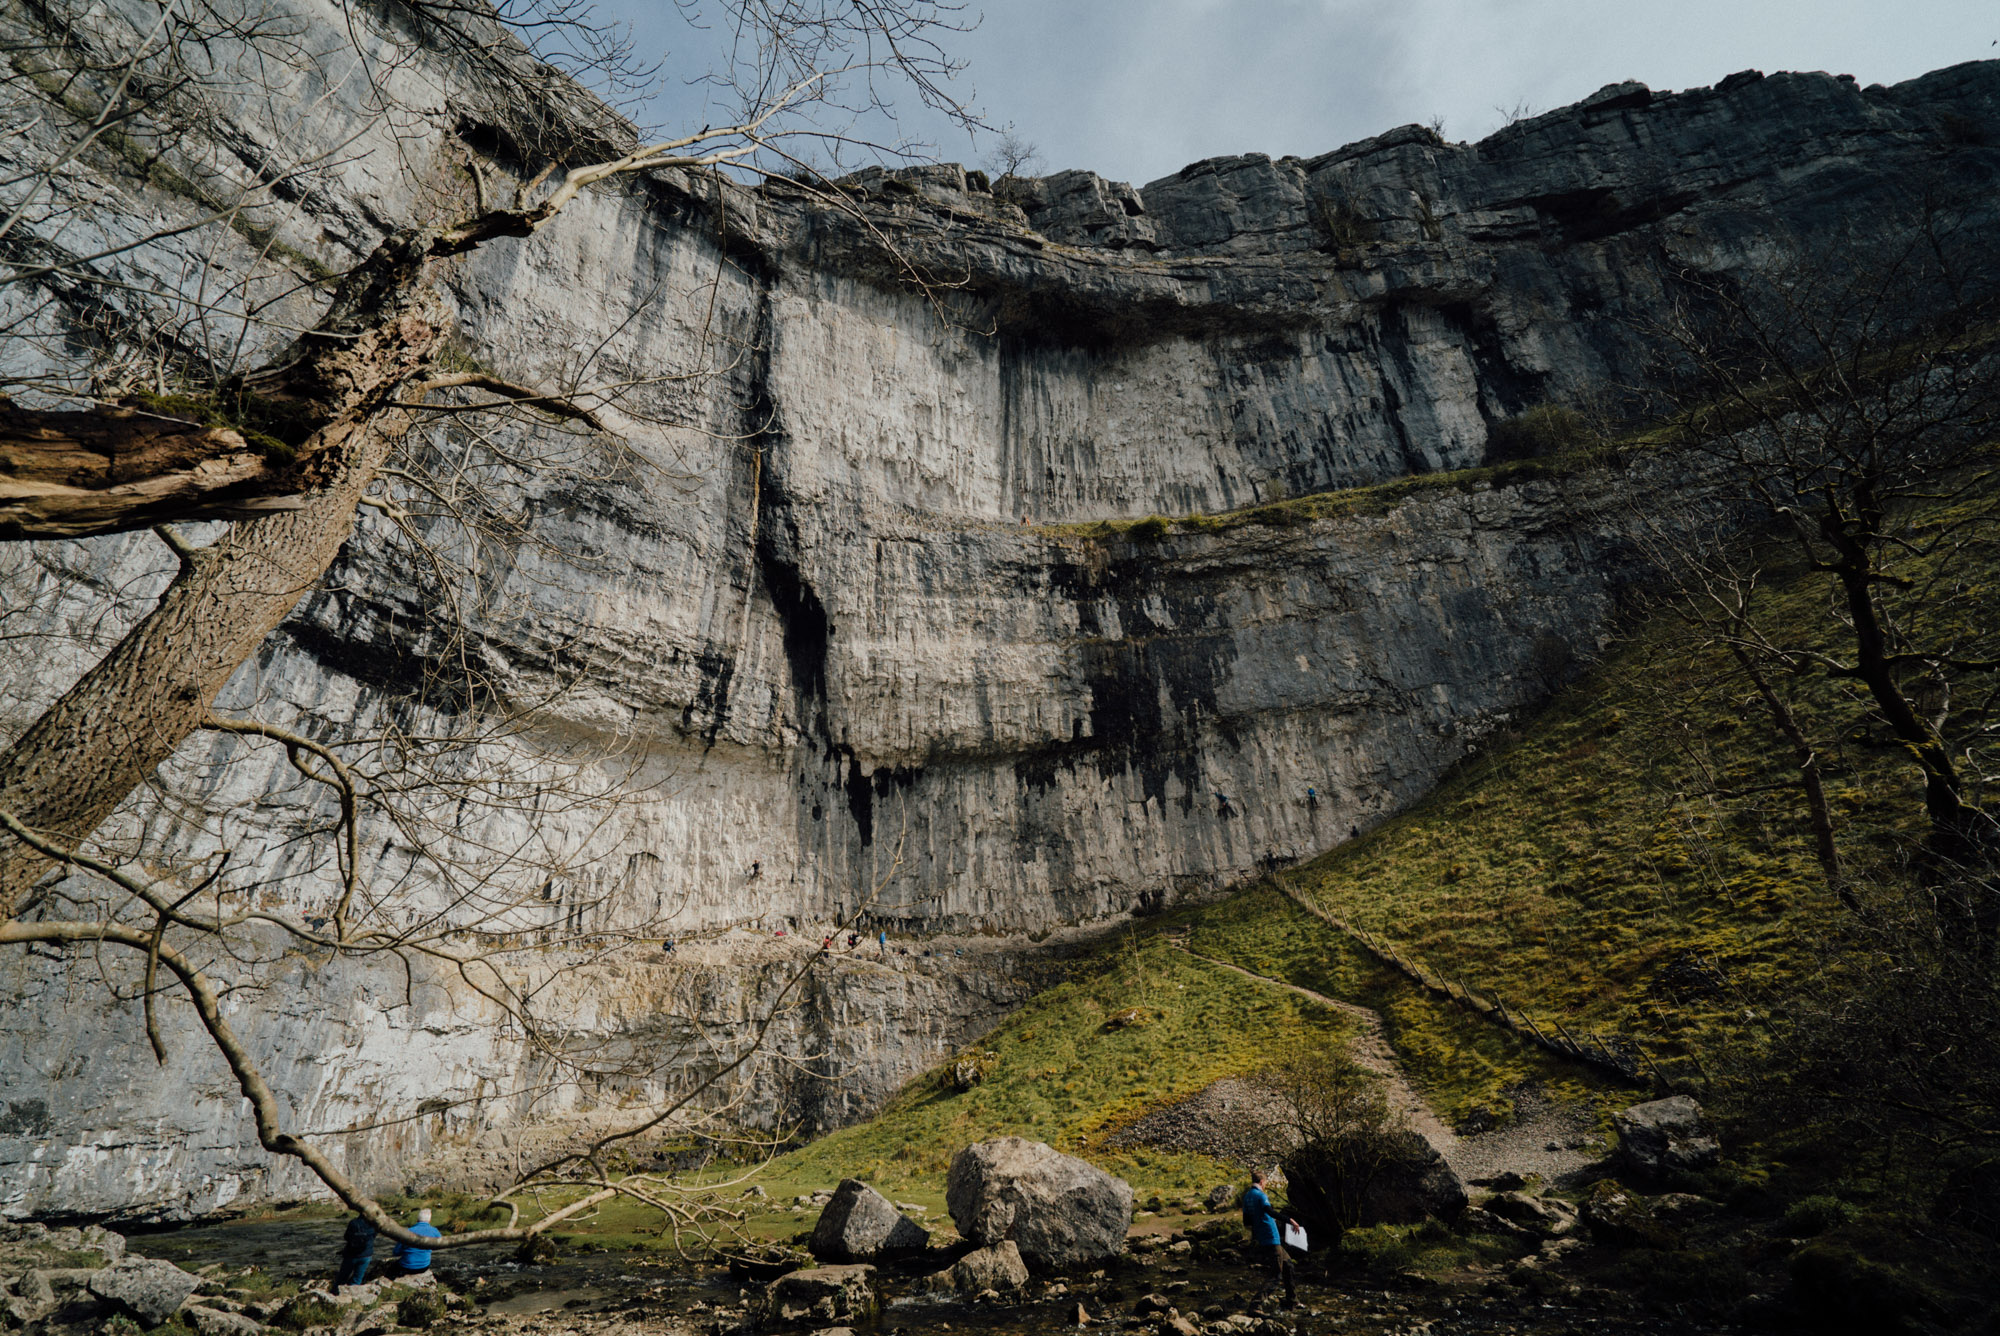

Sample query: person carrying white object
[1238,1170,1297,1310]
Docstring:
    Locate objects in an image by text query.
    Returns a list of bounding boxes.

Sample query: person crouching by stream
[382,1208,443,1280]
[1240,1171,1297,1311]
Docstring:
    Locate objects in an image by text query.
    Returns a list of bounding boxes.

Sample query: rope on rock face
[1264,875,1693,1092]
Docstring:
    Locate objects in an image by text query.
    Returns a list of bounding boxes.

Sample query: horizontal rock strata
[2,0,1997,1217]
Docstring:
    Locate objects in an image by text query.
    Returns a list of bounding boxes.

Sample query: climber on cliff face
[1216,791,1234,817]
[334,1212,376,1288]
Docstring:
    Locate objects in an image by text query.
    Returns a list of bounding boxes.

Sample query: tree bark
[0,401,306,540]
[0,231,450,909]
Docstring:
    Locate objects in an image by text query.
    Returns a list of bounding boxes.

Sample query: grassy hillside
[774,932,1360,1203]
[760,498,1990,1205]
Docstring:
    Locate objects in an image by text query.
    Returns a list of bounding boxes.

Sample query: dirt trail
[1169,944,1604,1184]
[1172,945,1462,1152]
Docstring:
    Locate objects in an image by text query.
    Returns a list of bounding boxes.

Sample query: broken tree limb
[0,399,307,540]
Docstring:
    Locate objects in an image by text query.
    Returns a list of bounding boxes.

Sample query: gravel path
[1160,946,1607,1185]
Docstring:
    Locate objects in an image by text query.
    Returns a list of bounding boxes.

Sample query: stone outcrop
[808,1178,931,1262]
[946,1137,1134,1269]
[2,0,1998,1218]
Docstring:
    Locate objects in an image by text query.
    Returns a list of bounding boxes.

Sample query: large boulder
[946,1138,1134,1270]
[809,1179,931,1262]
[766,1264,877,1325]
[1614,1096,1720,1181]
[87,1256,202,1326]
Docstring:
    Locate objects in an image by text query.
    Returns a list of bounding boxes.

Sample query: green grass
[768,933,1360,1201]
[1174,888,1623,1128]
[1044,448,1620,543]
[1271,532,1977,1113]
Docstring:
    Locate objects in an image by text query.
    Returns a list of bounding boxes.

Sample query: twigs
[403,372,607,430]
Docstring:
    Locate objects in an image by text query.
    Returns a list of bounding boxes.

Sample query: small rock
[1162,1317,1200,1336]
[1460,1205,1533,1238]
[1071,1299,1090,1324]
[945,1240,1031,1295]
[1133,1292,1171,1315]
[1204,1184,1236,1212]
[1581,1180,1676,1248]
[742,1184,767,1198]
[79,1225,127,1263]
[1472,1171,1528,1191]
[11,1269,57,1320]
[767,1265,876,1325]
[88,1256,202,1327]
[1614,1095,1720,1180]
[3,1297,36,1327]
[1484,1190,1578,1236]
[810,1328,856,1336]
[185,1303,266,1336]
[1651,1191,1719,1221]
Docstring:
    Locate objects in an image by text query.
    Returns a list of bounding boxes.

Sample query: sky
[596,0,2000,187]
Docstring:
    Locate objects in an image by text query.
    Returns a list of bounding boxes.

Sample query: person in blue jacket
[387,1208,443,1278]
[1239,1170,1297,1310]
[333,1213,376,1287]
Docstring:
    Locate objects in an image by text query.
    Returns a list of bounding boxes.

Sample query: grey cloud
[600,0,1998,185]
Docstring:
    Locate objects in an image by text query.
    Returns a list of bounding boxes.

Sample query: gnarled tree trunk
[0,232,449,909]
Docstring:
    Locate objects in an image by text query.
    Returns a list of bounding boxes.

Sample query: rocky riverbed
[0,1197,1760,1336]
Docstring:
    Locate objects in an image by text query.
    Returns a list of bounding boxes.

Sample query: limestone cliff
[2,0,1997,1218]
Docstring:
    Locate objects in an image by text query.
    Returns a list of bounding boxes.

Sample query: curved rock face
[2,0,1997,1218]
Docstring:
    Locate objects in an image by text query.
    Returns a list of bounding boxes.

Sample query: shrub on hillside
[397,1289,452,1328]
[272,1294,343,1331]
[1779,1194,1851,1238]
[1485,403,1591,462]
[1264,1046,1424,1242]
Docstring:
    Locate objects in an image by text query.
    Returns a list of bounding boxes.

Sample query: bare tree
[983,123,1043,180]
[1634,200,2000,954]
[0,0,971,1250]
